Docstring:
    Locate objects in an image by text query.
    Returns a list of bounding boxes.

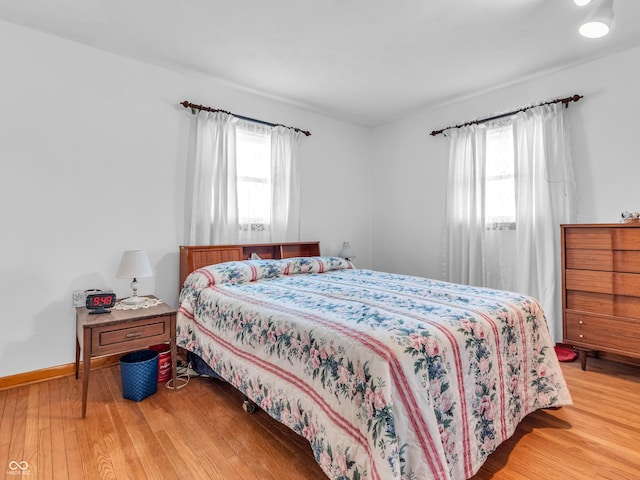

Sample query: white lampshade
[338,242,355,261]
[579,0,614,38]
[116,250,153,304]
[116,250,153,279]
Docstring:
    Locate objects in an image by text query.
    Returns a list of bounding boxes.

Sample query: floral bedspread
[177,257,572,480]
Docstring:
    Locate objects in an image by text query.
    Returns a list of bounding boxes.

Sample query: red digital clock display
[86,293,116,314]
[89,295,113,307]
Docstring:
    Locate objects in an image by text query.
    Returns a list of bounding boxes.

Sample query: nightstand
[75,295,178,418]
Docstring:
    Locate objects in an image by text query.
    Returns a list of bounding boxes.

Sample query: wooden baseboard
[0,354,121,391]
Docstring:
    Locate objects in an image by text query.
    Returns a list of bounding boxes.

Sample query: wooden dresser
[561,223,640,369]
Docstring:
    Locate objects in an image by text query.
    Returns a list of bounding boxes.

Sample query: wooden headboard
[179,241,321,288]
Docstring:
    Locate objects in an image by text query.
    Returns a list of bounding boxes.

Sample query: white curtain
[444,124,487,286]
[271,126,303,242]
[189,111,238,245]
[512,103,576,342]
[444,103,576,342]
[188,112,303,246]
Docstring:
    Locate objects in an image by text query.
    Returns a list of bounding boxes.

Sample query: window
[189,112,302,246]
[485,123,516,230]
[236,124,272,233]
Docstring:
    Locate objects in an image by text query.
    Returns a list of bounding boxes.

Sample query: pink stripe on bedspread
[393,282,537,437]
[299,276,477,476]
[199,267,216,285]
[265,281,476,476]
[290,275,511,478]
[188,311,384,480]
[215,285,449,478]
[309,272,547,468]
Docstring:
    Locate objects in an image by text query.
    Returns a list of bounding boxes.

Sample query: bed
[176,242,572,480]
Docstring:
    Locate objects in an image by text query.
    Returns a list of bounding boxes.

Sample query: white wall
[0,21,374,378]
[372,45,640,280]
[371,45,640,342]
[3,17,638,378]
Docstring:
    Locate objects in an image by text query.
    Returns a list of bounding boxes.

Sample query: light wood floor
[1,357,639,480]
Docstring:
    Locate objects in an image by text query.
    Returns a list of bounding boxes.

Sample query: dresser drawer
[565,249,640,273]
[564,312,640,355]
[565,269,640,296]
[612,228,640,250]
[564,227,611,249]
[566,291,640,319]
[564,226,640,251]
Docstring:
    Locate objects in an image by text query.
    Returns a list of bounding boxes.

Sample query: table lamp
[116,250,153,305]
[338,242,355,261]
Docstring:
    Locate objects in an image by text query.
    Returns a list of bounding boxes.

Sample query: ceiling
[1,0,639,126]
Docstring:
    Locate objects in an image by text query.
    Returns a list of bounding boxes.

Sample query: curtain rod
[429,94,583,137]
[180,100,311,137]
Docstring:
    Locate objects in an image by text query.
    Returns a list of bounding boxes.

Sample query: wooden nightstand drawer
[90,317,170,356]
[97,319,167,347]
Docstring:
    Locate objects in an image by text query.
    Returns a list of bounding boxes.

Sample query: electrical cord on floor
[165,363,190,390]
[164,361,212,390]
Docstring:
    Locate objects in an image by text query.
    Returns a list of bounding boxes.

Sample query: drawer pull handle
[579,320,583,325]
[579,334,584,338]
[126,332,143,338]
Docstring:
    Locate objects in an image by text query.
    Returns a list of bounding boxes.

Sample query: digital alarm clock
[86,292,117,314]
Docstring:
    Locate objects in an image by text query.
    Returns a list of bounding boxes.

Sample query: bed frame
[179,241,321,288]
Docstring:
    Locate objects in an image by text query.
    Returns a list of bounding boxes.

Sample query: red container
[149,344,172,383]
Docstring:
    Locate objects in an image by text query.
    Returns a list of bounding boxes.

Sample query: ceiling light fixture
[573,0,592,6]
[579,0,614,38]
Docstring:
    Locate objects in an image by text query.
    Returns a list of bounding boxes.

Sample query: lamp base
[120,295,146,305]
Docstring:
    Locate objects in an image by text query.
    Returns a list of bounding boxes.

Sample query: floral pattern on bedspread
[177,263,571,480]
